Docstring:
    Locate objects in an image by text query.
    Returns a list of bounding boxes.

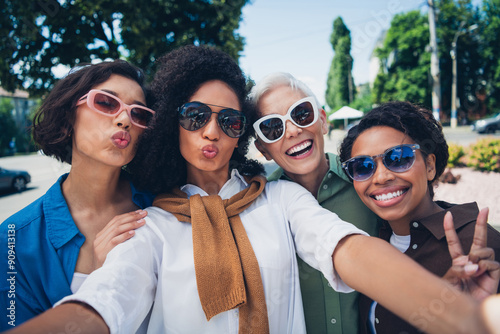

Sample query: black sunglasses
[178,101,246,138]
[342,144,421,181]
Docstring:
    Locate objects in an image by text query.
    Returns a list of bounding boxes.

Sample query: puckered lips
[369,186,409,207]
[202,144,218,159]
[286,139,313,158]
[111,131,132,149]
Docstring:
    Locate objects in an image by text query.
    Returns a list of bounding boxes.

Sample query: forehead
[352,126,414,156]
[190,80,240,110]
[258,85,306,116]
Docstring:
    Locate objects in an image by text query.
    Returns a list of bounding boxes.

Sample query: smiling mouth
[286,140,312,157]
[371,189,408,201]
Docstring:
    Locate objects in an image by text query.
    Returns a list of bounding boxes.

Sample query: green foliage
[447,143,466,167]
[349,84,372,112]
[1,0,249,97]
[372,10,431,106]
[326,17,355,111]
[465,138,500,172]
[0,98,18,156]
[481,0,500,111]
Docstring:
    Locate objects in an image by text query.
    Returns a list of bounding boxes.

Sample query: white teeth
[287,141,312,155]
[375,190,405,201]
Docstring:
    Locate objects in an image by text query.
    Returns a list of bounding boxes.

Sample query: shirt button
[328,173,332,178]
[327,282,332,287]
[412,244,418,249]
[412,222,419,228]
[330,318,336,324]
[323,185,328,190]
[375,318,380,324]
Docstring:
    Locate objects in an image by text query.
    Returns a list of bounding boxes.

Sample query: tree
[372,10,431,106]
[0,98,18,156]
[325,17,355,111]
[1,0,249,97]
[481,0,500,113]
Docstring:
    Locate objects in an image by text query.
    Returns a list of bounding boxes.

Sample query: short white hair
[250,72,321,113]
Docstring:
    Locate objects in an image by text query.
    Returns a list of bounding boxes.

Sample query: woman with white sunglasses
[251,72,380,334]
[0,60,155,329]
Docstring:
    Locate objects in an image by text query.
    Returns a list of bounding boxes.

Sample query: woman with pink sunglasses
[0,60,155,329]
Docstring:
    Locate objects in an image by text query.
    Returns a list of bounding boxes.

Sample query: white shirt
[57,170,366,334]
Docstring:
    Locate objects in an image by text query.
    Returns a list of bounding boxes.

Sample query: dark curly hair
[129,45,264,194]
[339,101,448,198]
[32,60,148,164]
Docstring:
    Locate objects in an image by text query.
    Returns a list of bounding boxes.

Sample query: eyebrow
[100,89,147,107]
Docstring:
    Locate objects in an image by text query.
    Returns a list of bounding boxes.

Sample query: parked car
[471,113,500,134]
[0,166,31,192]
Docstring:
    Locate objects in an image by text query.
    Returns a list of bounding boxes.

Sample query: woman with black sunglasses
[6,46,497,334]
[339,101,500,334]
[0,60,155,329]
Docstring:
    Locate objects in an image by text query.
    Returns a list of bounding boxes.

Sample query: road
[1,126,498,223]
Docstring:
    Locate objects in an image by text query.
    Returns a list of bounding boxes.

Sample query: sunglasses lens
[348,157,375,181]
[258,118,284,142]
[384,146,416,172]
[179,103,211,131]
[218,110,246,138]
[130,107,154,127]
[93,92,120,114]
[290,101,315,127]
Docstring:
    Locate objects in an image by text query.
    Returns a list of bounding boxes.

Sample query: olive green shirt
[267,152,380,334]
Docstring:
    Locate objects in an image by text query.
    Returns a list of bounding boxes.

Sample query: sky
[237,0,428,108]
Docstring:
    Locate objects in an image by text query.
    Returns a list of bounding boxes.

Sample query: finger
[444,211,464,259]
[95,218,146,246]
[470,207,489,252]
[469,247,495,264]
[476,259,500,280]
[96,210,147,240]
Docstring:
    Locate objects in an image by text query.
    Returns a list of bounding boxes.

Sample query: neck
[285,155,329,198]
[388,196,444,235]
[186,167,230,195]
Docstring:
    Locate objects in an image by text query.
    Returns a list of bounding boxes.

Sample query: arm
[5,302,108,334]
[333,234,489,334]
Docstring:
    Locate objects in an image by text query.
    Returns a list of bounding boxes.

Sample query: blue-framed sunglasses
[342,144,421,181]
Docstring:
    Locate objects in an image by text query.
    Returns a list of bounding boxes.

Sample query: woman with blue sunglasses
[0,60,155,329]
[339,101,500,334]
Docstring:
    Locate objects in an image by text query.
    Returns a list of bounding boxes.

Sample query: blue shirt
[0,173,154,329]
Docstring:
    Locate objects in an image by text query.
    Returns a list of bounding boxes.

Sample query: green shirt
[268,152,380,334]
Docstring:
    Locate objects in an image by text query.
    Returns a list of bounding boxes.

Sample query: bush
[464,138,500,172]
[447,143,466,168]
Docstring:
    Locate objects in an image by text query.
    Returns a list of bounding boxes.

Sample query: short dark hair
[129,45,264,194]
[339,101,448,198]
[32,60,148,164]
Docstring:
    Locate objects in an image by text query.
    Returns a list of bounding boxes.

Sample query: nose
[371,158,396,184]
[115,108,132,129]
[284,120,302,139]
[202,113,220,141]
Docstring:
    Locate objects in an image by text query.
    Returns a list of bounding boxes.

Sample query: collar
[267,152,351,183]
[380,201,479,241]
[181,169,249,199]
[44,174,83,249]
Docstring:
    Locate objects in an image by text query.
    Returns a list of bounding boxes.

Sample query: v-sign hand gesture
[443,207,500,301]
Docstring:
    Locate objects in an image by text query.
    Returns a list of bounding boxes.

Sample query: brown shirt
[358,201,500,334]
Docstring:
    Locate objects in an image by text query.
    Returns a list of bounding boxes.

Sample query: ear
[319,108,328,135]
[425,153,437,181]
[254,139,273,161]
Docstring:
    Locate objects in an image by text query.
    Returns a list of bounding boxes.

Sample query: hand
[481,294,500,334]
[92,209,147,270]
[443,207,500,300]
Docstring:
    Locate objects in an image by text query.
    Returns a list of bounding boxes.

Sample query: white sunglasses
[253,96,319,144]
